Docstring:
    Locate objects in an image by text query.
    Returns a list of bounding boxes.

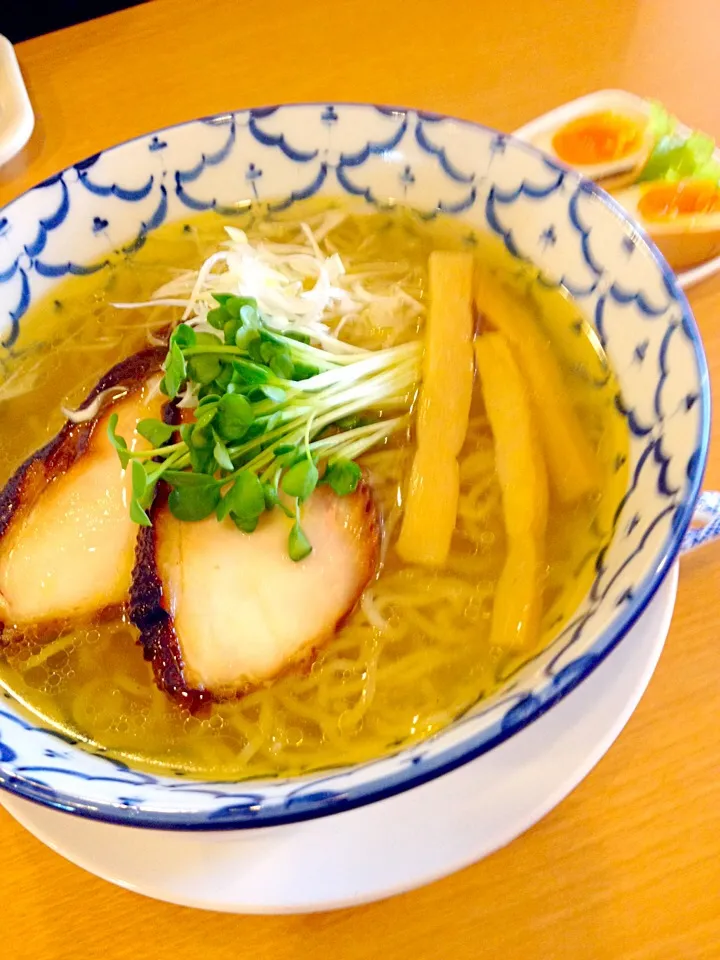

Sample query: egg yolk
[637,180,720,221]
[551,112,645,166]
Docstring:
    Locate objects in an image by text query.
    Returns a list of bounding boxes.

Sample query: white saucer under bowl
[0,565,678,914]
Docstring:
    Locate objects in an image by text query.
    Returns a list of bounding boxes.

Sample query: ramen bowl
[0,103,710,830]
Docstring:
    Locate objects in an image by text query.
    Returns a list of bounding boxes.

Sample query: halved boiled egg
[614,179,720,270]
[532,110,653,188]
[519,92,654,190]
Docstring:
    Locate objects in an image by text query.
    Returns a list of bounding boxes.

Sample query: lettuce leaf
[637,101,720,184]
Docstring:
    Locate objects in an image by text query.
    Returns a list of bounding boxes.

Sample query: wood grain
[2,1,720,957]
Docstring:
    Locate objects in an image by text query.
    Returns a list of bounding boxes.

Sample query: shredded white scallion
[175,382,201,409]
[112,216,425,347]
[61,386,129,423]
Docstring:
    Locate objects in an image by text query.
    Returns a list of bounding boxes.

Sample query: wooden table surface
[1,0,720,956]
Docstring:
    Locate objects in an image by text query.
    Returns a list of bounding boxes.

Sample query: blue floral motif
[0,103,713,831]
[248,113,318,163]
[245,162,263,200]
[400,164,415,186]
[414,119,475,184]
[78,170,155,202]
[23,179,70,258]
[175,121,236,186]
[617,586,634,604]
[540,225,557,248]
[0,258,18,283]
[268,164,329,213]
[4,268,30,347]
[626,514,641,536]
[634,339,649,364]
[321,105,339,126]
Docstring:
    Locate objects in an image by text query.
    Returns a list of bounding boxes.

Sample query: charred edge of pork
[129,483,214,715]
[129,479,382,714]
[0,347,167,637]
[0,347,167,543]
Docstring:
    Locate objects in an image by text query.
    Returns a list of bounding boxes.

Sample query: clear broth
[0,200,629,779]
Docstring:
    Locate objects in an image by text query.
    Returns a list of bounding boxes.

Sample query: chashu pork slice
[0,348,166,628]
[130,483,380,708]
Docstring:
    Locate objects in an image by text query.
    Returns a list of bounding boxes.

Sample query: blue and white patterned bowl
[0,104,711,830]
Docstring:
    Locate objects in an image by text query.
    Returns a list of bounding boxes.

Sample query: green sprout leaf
[292,361,319,381]
[107,413,130,468]
[206,307,228,330]
[193,330,223,347]
[184,422,212,450]
[270,351,295,379]
[262,481,280,510]
[258,384,286,403]
[218,471,266,527]
[226,296,258,319]
[193,404,218,432]
[130,499,152,527]
[216,393,254,441]
[171,323,197,349]
[220,317,238,345]
[168,482,221,521]
[281,459,319,501]
[180,424,214,474]
[214,363,233,392]
[163,340,187,399]
[239,303,260,326]
[243,419,270,443]
[288,521,312,562]
[325,458,362,496]
[130,460,156,519]
[264,411,284,432]
[248,338,265,364]
[137,418,175,447]
[235,326,260,351]
[131,459,149,501]
[232,515,258,533]
[163,470,218,487]
[189,355,223,385]
[212,433,235,472]
[231,359,271,385]
[277,446,304,470]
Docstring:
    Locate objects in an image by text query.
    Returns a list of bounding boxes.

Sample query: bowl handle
[681,491,720,555]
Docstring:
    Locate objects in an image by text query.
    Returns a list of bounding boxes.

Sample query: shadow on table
[1,1,147,43]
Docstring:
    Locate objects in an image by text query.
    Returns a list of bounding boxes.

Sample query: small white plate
[0,565,678,914]
[513,90,720,291]
[0,35,34,167]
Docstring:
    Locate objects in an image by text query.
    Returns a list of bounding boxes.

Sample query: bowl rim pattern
[0,102,710,830]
